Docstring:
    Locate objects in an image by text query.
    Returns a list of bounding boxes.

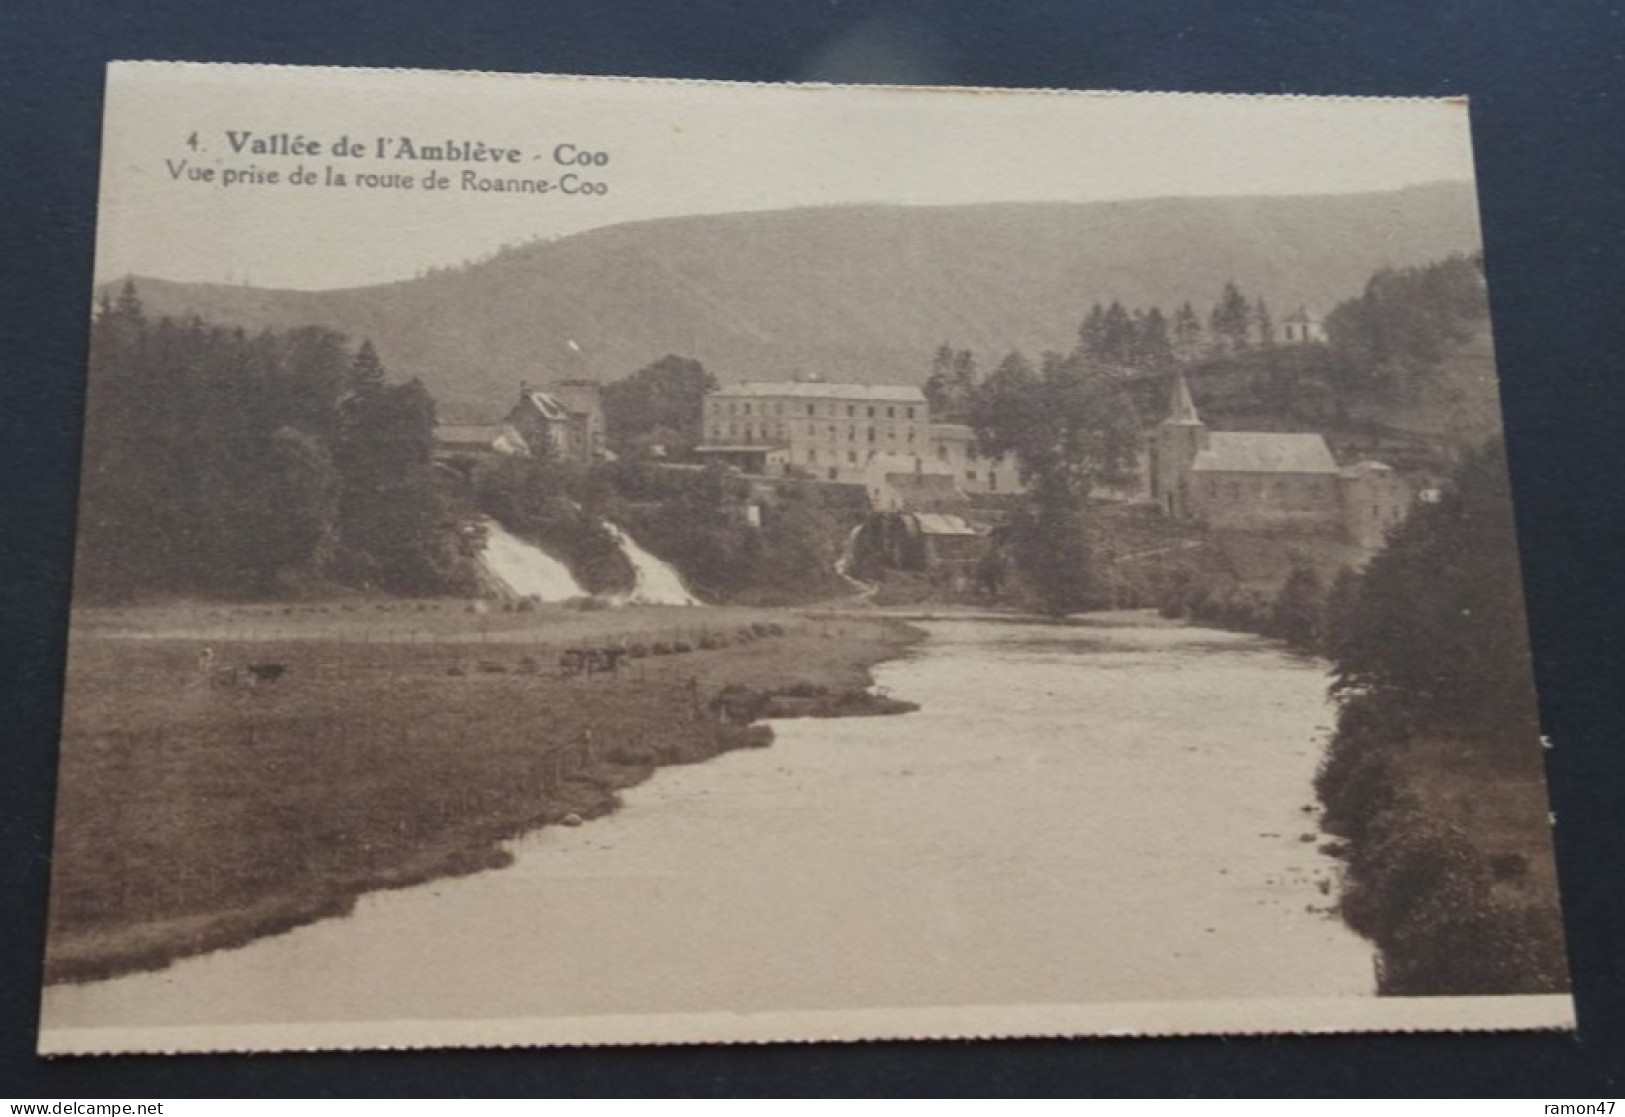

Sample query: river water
[40,614,1375,1047]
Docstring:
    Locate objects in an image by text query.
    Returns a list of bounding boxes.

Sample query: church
[1147,373,1413,549]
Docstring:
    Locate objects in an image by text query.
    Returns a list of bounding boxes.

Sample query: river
[40,613,1381,1051]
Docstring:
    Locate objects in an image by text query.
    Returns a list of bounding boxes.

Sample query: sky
[95,62,1480,290]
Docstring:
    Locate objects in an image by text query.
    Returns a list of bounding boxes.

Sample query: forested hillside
[112,183,1482,417]
[75,285,477,601]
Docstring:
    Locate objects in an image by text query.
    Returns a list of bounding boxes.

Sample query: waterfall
[603,523,701,606]
[835,523,876,597]
[477,518,587,601]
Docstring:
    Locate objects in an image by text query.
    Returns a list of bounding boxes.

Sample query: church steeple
[1149,371,1208,518]
[1164,371,1201,426]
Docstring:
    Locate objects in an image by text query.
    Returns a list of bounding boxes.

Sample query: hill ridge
[112,181,1481,419]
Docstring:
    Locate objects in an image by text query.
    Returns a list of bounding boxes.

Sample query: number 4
[186,132,199,150]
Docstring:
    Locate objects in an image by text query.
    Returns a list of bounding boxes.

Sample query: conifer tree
[1101,301,1134,365]
[1077,304,1108,361]
[1253,296,1276,347]
[1172,301,1204,361]
[1210,281,1253,352]
[924,342,956,416]
[1138,306,1174,371]
[949,348,978,408]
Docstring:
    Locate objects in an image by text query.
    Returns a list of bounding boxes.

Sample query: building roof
[712,381,926,403]
[1192,432,1338,474]
[914,513,980,537]
[434,423,509,447]
[930,422,975,440]
[547,381,602,414]
[514,389,571,422]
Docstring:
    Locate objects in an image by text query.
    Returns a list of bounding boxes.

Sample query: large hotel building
[697,381,1021,495]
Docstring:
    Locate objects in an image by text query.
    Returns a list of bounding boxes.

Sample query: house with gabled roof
[504,381,604,465]
[434,381,607,467]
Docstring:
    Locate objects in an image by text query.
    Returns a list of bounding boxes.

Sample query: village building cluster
[435,356,1412,555]
[693,381,1024,511]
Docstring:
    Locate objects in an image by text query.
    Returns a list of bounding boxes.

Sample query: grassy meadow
[46,601,917,984]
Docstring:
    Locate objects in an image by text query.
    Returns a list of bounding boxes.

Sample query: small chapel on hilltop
[1147,373,1412,549]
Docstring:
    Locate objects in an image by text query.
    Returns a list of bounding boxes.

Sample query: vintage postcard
[39,62,1573,1054]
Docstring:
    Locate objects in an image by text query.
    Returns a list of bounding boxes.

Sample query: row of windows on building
[711,423,921,445]
[799,447,1003,489]
[810,448,874,466]
[711,400,920,420]
[1201,477,1334,503]
[937,442,1003,464]
[1198,476,1406,522]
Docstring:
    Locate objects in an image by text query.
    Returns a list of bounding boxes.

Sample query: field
[45,600,918,984]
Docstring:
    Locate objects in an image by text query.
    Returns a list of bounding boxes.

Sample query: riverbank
[44,611,1410,1051]
[45,604,920,985]
[1316,716,1569,996]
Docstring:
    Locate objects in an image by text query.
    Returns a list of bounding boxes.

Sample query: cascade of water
[835,523,876,597]
[603,523,700,606]
[477,518,587,601]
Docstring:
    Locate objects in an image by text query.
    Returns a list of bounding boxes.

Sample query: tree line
[76,288,845,608]
[932,257,1488,422]
[1323,253,1488,396]
[76,283,476,601]
[920,255,1492,614]
[925,280,1288,422]
[1321,442,1565,995]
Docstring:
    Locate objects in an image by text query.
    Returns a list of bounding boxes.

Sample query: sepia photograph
[37,63,1573,1053]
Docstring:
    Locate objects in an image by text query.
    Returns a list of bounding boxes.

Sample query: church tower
[1148,372,1208,518]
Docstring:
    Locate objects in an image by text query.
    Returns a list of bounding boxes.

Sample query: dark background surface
[2,0,1621,1097]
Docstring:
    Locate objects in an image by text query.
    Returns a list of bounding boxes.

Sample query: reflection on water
[42,612,1372,1032]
